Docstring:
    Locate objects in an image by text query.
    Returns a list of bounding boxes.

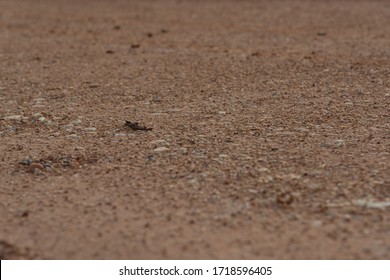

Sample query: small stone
[72,119,82,125]
[218,111,226,115]
[38,116,46,122]
[247,189,258,194]
[276,192,294,206]
[218,154,229,158]
[29,162,44,173]
[114,133,127,137]
[67,134,79,140]
[334,139,345,147]
[352,199,390,209]
[19,159,32,165]
[62,124,74,132]
[258,175,274,183]
[286,173,301,180]
[3,115,23,121]
[154,147,169,152]
[259,168,271,174]
[84,127,97,133]
[150,139,169,146]
[33,98,46,103]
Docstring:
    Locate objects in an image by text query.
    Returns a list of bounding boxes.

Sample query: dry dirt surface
[0,0,389,260]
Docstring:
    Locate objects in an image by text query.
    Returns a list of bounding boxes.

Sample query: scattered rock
[114,133,127,137]
[258,167,270,173]
[66,134,79,140]
[276,192,294,206]
[150,139,169,146]
[352,199,390,209]
[32,98,46,108]
[19,159,32,166]
[84,127,97,133]
[321,139,345,148]
[131,44,140,49]
[154,147,169,152]
[28,162,44,173]
[218,154,229,158]
[125,121,152,131]
[333,139,345,147]
[258,175,274,183]
[62,124,74,132]
[72,119,82,125]
[38,116,46,122]
[2,115,25,121]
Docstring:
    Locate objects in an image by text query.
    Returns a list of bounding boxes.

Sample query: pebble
[3,115,24,121]
[114,133,127,137]
[334,139,345,147]
[276,192,294,206]
[62,124,74,132]
[150,139,169,146]
[72,119,82,125]
[32,113,43,118]
[19,159,32,165]
[352,199,390,209]
[33,98,46,103]
[29,162,44,173]
[258,175,274,183]
[66,134,79,140]
[38,116,46,122]
[258,167,270,173]
[32,98,46,108]
[84,127,97,133]
[154,147,169,152]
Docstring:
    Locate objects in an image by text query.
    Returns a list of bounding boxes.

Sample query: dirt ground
[0,0,389,259]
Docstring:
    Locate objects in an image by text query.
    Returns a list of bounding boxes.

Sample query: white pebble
[154,147,169,152]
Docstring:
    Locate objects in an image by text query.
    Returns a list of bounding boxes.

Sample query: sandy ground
[0,0,389,259]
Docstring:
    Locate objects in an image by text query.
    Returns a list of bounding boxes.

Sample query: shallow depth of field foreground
[0,0,389,259]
